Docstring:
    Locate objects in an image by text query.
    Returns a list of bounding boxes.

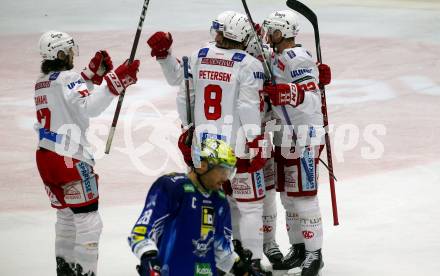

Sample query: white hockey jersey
[159,44,264,156]
[34,70,116,165]
[270,46,325,146]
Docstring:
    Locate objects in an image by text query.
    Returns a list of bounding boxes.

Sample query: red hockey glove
[318,63,331,86]
[235,135,268,174]
[264,83,305,107]
[105,60,140,95]
[177,127,194,167]
[147,32,173,59]
[81,50,114,85]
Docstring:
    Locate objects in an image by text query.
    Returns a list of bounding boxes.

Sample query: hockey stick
[105,0,151,154]
[182,56,194,146]
[286,0,339,226]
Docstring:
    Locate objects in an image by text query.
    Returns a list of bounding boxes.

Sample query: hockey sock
[73,211,103,275]
[237,200,264,259]
[55,208,76,267]
[262,189,277,244]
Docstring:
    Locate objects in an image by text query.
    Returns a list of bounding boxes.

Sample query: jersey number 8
[204,84,222,120]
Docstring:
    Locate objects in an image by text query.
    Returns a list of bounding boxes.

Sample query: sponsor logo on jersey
[67,79,85,90]
[35,81,51,91]
[34,95,48,105]
[49,72,60,80]
[198,70,231,82]
[201,57,234,67]
[183,184,195,193]
[291,68,313,78]
[253,71,265,80]
[195,263,213,276]
[231,53,246,62]
[201,206,214,238]
[198,48,209,58]
[302,230,315,239]
[287,50,296,59]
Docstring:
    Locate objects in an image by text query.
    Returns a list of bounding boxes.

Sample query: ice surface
[1,0,439,275]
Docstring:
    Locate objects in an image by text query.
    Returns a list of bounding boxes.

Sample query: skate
[251,259,273,276]
[300,250,323,276]
[263,240,284,270]
[280,243,305,270]
[56,257,75,276]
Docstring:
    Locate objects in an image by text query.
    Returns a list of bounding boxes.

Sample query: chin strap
[193,165,213,192]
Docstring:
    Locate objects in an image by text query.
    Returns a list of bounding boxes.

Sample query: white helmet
[211,11,253,46]
[39,30,78,60]
[263,10,300,39]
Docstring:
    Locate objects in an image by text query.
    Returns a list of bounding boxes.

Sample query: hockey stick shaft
[182,56,194,146]
[105,0,151,154]
[286,0,339,225]
[240,0,298,145]
[182,56,192,125]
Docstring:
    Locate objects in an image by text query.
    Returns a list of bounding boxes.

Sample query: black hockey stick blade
[286,0,322,62]
[286,0,317,29]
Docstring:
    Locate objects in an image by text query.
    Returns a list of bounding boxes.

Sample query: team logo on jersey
[192,231,214,258]
[201,206,214,238]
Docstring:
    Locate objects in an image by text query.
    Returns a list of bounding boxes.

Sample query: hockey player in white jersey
[261,10,329,276]
[146,12,273,275]
[34,30,140,276]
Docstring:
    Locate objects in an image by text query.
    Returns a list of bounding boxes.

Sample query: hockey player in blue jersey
[129,138,260,276]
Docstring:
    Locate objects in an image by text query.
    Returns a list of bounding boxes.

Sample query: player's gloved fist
[147,31,173,59]
[231,249,253,276]
[318,63,331,86]
[264,83,304,107]
[81,50,114,85]
[247,134,269,173]
[177,126,194,167]
[137,251,161,276]
[105,59,140,95]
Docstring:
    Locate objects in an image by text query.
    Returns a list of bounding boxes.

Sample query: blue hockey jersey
[128,173,237,276]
